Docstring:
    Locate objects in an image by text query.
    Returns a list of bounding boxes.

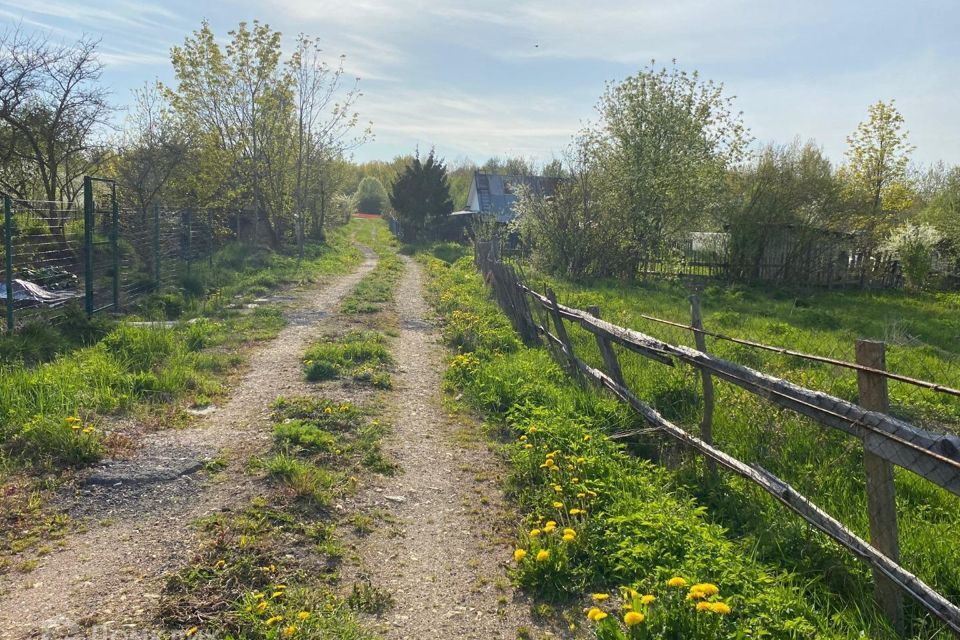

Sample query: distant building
[465,172,560,223]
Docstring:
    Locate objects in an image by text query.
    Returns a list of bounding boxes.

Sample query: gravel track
[347,256,559,640]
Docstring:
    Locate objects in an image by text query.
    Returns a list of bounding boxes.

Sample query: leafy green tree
[519,62,748,278]
[165,20,366,248]
[586,62,750,276]
[389,149,454,239]
[726,140,841,279]
[840,100,915,242]
[882,223,941,289]
[355,176,387,214]
[919,165,960,249]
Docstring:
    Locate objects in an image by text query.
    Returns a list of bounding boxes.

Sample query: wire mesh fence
[1,178,258,332]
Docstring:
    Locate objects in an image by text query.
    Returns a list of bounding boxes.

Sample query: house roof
[469,172,560,223]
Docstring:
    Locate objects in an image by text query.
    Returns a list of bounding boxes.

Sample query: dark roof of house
[472,172,560,222]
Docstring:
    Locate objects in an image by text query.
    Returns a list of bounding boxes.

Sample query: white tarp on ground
[0,278,80,304]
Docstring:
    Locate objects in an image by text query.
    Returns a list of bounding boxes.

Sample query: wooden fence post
[587,305,625,388]
[690,295,717,475]
[856,339,904,634]
[546,287,579,379]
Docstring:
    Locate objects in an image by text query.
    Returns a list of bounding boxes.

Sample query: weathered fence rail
[473,240,960,635]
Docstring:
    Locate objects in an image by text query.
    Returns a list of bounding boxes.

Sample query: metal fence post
[4,194,13,332]
[856,339,903,633]
[83,176,94,316]
[111,182,120,311]
[153,203,161,290]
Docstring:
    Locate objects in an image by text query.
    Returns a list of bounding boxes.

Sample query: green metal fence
[1,176,248,332]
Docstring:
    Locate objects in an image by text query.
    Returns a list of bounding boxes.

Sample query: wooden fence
[474,240,960,636]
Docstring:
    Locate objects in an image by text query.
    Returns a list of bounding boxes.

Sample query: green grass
[303,331,392,385]
[420,254,908,639]
[342,219,405,314]
[517,272,960,638]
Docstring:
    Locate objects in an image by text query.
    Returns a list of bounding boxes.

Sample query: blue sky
[2,0,958,167]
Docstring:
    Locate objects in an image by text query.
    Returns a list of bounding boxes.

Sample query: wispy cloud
[1,0,958,164]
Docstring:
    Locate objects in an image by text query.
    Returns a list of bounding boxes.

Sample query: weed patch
[303,331,392,386]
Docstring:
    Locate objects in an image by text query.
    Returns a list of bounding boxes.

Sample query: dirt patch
[346,257,561,640]
[0,247,377,640]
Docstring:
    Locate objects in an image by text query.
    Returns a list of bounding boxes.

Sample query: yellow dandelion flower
[592,593,610,601]
[562,533,576,542]
[686,589,707,601]
[529,528,541,538]
[586,607,607,621]
[324,407,332,414]
[710,602,731,615]
[571,477,579,483]
[696,601,712,612]
[185,627,199,637]
[514,548,527,562]
[569,508,584,516]
[528,426,538,433]
[624,611,645,626]
[256,601,269,613]
[576,457,586,464]
[70,424,81,430]
[543,521,557,533]
[563,527,576,536]
[524,444,533,449]
[265,615,284,626]
[583,434,591,441]
[576,492,586,498]
[82,427,95,434]
[552,501,564,509]
[297,611,311,620]
[536,549,550,562]
[272,591,284,599]
[640,595,656,605]
[552,484,563,493]
[519,435,527,441]
[691,583,719,597]
[667,576,688,588]
[283,625,298,636]
[253,592,265,600]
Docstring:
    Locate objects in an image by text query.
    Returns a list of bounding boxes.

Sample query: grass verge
[420,253,903,639]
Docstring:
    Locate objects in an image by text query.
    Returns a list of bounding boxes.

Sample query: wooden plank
[690,295,716,475]
[857,340,904,634]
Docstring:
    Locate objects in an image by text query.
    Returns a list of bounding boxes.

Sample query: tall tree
[166,21,367,247]
[841,100,914,242]
[0,26,110,240]
[115,82,190,214]
[354,175,387,214]
[581,61,750,277]
[389,149,453,239]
